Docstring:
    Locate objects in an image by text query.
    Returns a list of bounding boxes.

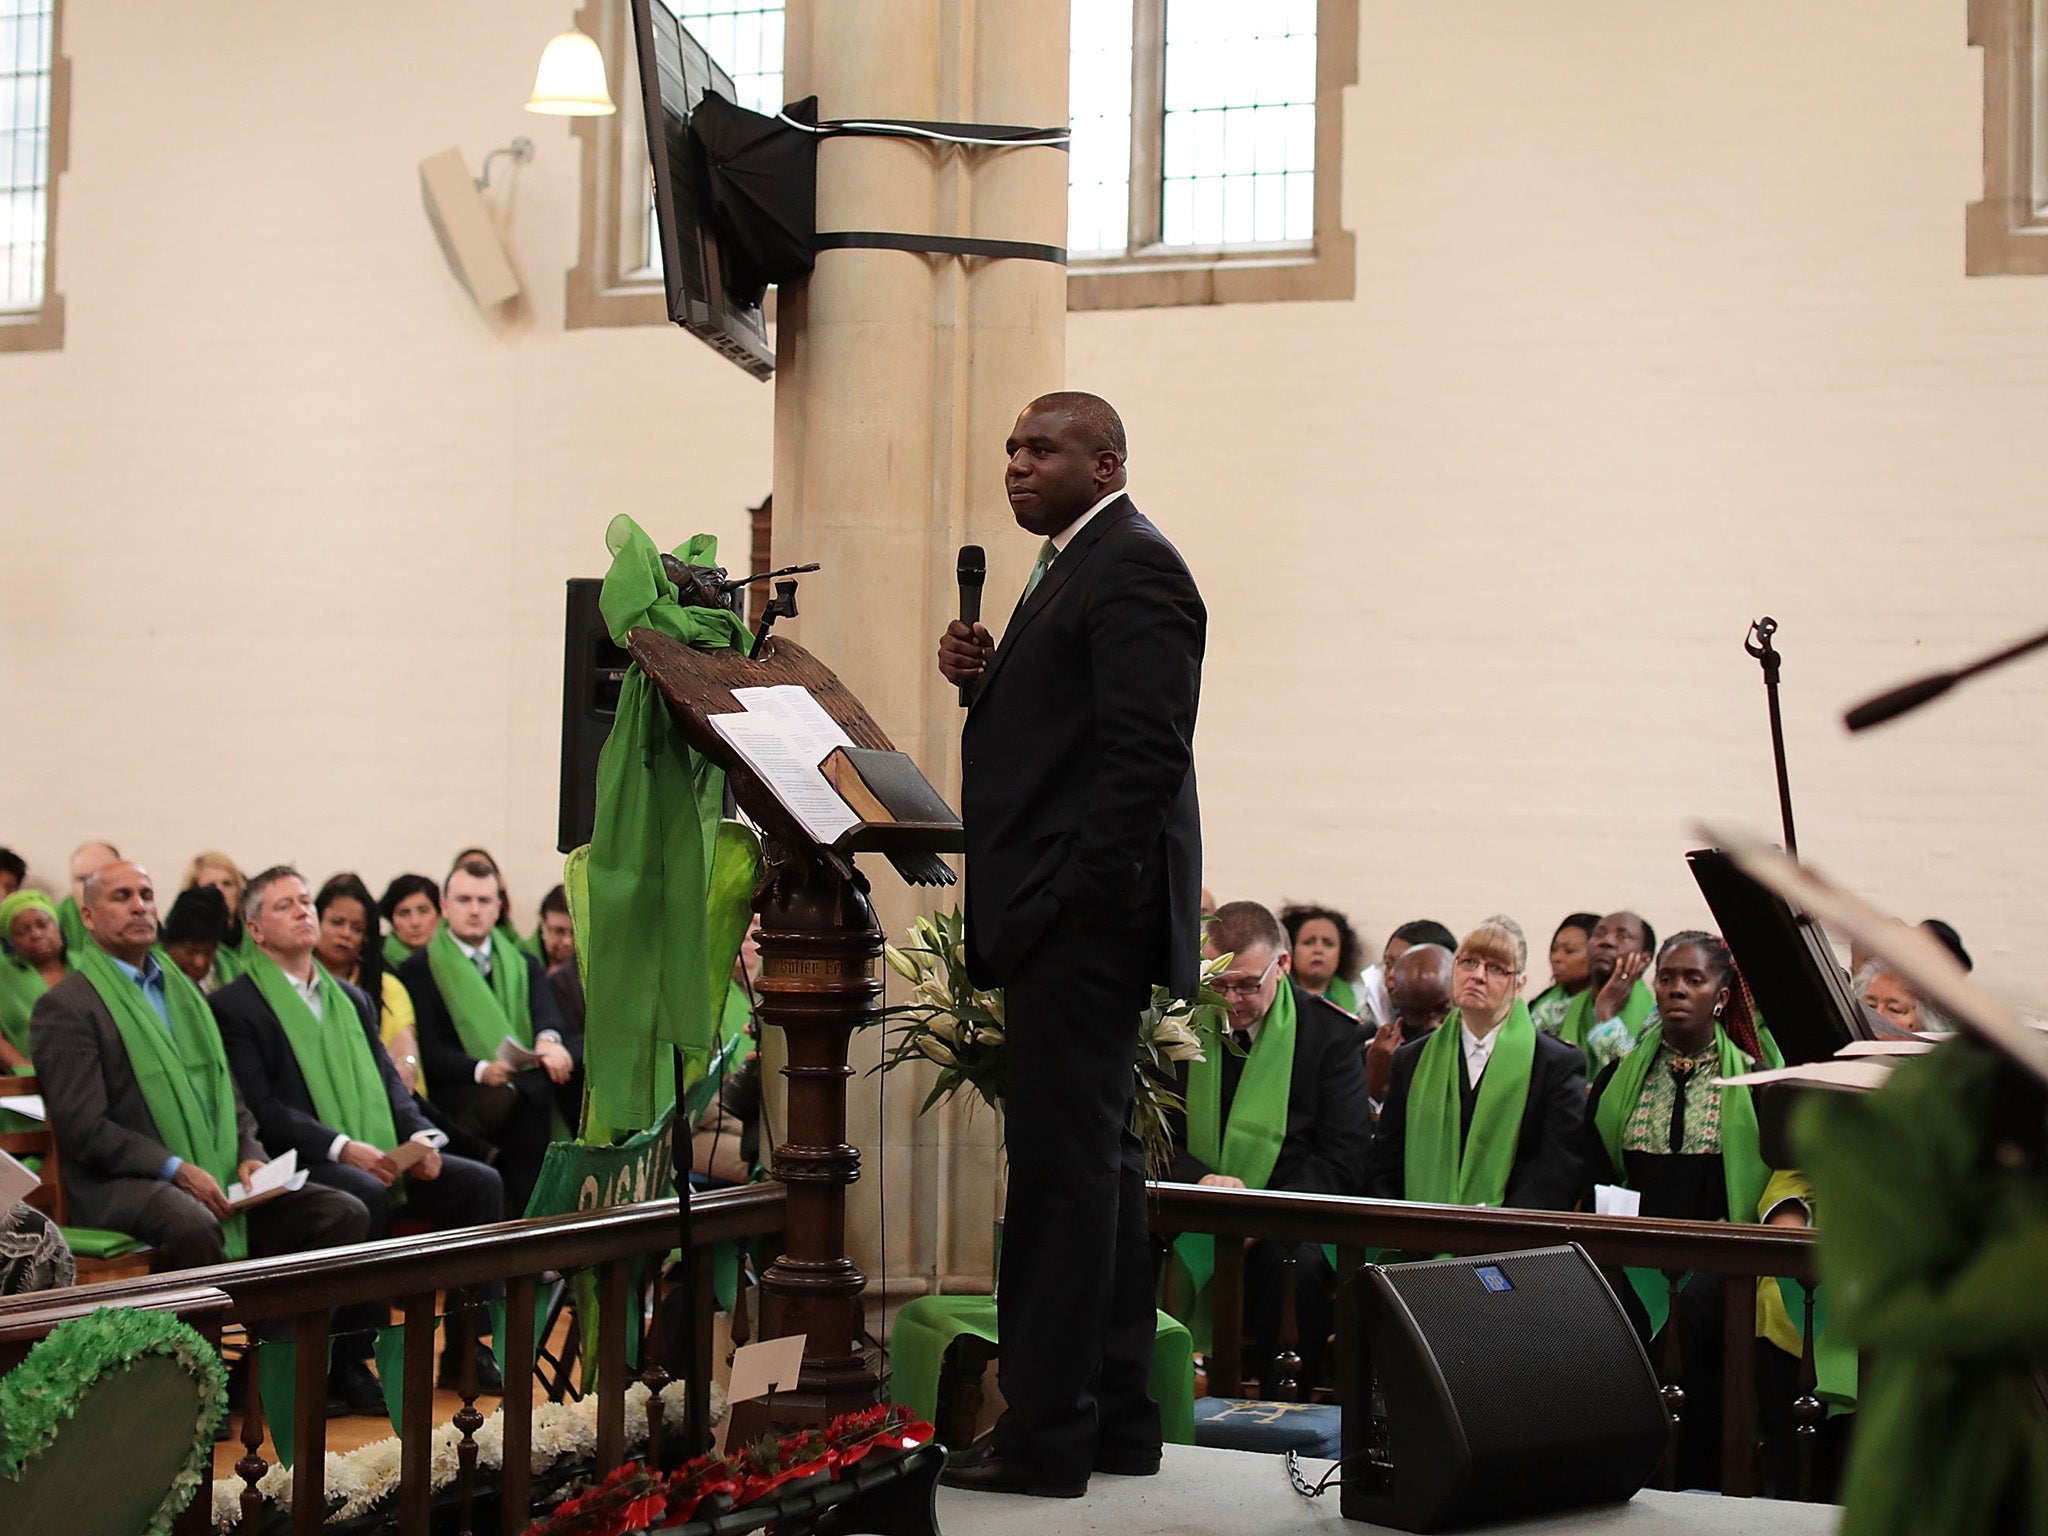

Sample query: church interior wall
[4,0,2045,1013]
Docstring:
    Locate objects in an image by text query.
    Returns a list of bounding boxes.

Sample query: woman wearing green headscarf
[0,890,70,1072]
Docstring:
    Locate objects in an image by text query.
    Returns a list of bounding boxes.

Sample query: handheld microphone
[1843,672,1958,733]
[957,545,986,708]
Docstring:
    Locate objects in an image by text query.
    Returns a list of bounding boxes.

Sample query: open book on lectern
[709,684,959,850]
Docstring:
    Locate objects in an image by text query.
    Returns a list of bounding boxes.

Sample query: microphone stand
[1745,617,1798,855]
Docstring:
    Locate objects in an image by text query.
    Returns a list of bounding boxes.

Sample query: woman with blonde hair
[184,850,257,987]
[1363,916,1586,1211]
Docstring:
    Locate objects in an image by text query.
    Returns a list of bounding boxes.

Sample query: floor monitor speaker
[558,578,626,854]
[1337,1244,1668,1532]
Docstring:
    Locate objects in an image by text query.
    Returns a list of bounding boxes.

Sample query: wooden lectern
[628,628,964,1437]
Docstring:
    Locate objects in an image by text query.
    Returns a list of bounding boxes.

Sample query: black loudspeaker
[1337,1244,1668,1532]
[557,578,629,854]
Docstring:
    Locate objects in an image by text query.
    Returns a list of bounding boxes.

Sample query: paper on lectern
[711,689,862,845]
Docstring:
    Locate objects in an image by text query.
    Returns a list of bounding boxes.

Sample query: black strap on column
[812,230,1067,265]
[813,117,1070,150]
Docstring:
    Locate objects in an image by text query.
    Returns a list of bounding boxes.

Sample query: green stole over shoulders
[1405,999,1537,1207]
[1560,977,1654,1064]
[211,929,258,988]
[382,932,416,970]
[1322,975,1359,1015]
[246,951,398,1152]
[1167,983,1299,1349]
[55,897,87,955]
[720,977,755,1051]
[74,945,248,1259]
[426,923,534,1060]
[0,955,59,1062]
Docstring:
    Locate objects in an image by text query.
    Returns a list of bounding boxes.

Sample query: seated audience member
[159,885,231,990]
[379,873,441,967]
[1355,919,1457,1030]
[58,840,121,952]
[0,1205,73,1294]
[316,873,422,1094]
[450,846,528,953]
[1527,912,1601,1036]
[1165,901,1372,1397]
[29,860,368,1271]
[1,889,70,1072]
[1919,918,1971,972]
[538,885,576,974]
[398,858,580,1216]
[1363,942,1454,1109]
[1559,910,1657,1074]
[542,883,586,1037]
[1584,931,1781,1489]
[693,1042,763,1188]
[215,867,505,1404]
[0,847,24,896]
[1278,904,1363,1015]
[1364,917,1585,1212]
[1854,960,1955,1037]
[184,851,256,988]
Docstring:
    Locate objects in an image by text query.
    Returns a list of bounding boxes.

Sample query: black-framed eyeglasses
[1215,955,1280,999]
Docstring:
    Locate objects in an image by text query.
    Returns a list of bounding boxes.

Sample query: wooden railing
[1149,1182,1829,1500]
[0,1183,786,1536]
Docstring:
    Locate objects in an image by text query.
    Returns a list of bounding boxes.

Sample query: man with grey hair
[1162,899,1372,1399]
[212,865,505,1407]
[29,859,368,1271]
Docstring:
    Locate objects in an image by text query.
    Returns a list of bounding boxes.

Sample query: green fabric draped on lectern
[583,515,760,1132]
[1798,1038,2048,1536]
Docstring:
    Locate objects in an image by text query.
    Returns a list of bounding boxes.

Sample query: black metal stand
[1745,617,1798,854]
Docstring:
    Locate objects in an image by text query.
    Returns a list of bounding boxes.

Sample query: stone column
[767,0,1069,1335]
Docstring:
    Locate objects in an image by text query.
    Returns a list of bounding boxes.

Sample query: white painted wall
[5,0,2045,1010]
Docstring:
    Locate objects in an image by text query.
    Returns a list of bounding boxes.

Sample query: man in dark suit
[1165,901,1372,1397]
[936,391,1205,1498]
[396,858,578,1218]
[29,860,369,1270]
[214,866,506,1404]
[1364,917,1586,1212]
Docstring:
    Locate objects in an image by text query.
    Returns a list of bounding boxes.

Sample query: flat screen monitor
[628,0,776,381]
[1686,846,1872,1065]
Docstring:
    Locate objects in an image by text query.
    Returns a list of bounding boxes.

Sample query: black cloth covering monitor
[628,0,776,380]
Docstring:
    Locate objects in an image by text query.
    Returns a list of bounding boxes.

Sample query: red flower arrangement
[522,1404,936,1536]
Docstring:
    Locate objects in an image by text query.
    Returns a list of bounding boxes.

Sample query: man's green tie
[1021,538,1057,602]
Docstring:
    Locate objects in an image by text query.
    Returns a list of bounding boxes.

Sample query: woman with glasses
[1363,916,1586,1211]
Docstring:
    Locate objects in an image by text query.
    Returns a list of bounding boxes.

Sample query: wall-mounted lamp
[526,29,617,116]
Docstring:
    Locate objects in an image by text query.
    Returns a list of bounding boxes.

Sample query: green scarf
[584,515,756,1130]
[426,923,533,1061]
[55,897,87,955]
[246,951,398,1152]
[1559,975,1654,1064]
[381,932,415,969]
[1405,999,1537,1206]
[1594,1023,1766,1334]
[1168,983,1299,1348]
[1323,975,1359,1015]
[74,944,247,1259]
[0,957,54,1062]
[211,928,258,988]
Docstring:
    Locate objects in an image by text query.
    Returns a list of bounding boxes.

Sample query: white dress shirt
[1050,486,1127,554]
[1462,1021,1502,1086]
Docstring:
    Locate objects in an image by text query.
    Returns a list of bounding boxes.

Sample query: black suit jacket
[212,973,433,1165]
[1167,985,1374,1195]
[395,948,575,1109]
[961,495,1206,996]
[28,969,266,1234]
[1363,1025,1586,1211]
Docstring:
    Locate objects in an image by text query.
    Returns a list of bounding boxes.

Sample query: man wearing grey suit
[30,860,367,1270]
